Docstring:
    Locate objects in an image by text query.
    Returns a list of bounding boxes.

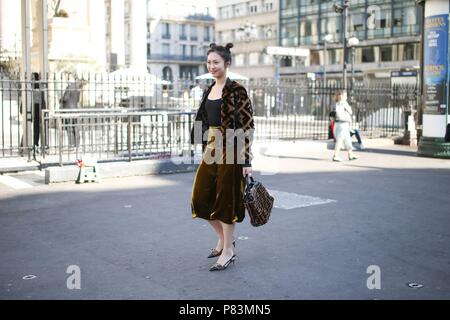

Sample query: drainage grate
[407,282,424,289]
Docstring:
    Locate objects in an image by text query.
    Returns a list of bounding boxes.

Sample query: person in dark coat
[190,43,254,271]
[60,81,81,147]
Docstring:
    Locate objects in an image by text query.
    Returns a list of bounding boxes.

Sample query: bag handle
[245,174,254,185]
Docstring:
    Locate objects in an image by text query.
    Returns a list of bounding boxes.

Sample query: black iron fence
[0,72,419,164]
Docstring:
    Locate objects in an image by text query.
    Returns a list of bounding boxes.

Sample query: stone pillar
[88,0,107,69]
[21,0,33,160]
[129,0,147,71]
[417,0,450,158]
[110,0,125,68]
[34,0,48,77]
[0,0,22,55]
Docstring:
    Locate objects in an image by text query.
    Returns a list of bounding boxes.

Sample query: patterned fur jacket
[190,77,254,167]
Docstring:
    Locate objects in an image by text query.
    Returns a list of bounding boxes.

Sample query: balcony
[149,54,205,62]
[393,25,420,37]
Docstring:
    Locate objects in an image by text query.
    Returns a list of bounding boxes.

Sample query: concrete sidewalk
[0,137,399,183]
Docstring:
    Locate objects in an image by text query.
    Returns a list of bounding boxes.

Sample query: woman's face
[207,52,228,79]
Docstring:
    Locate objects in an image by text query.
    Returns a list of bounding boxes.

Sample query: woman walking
[332,90,358,162]
[190,43,254,271]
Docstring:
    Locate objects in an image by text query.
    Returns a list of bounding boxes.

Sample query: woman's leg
[333,124,343,158]
[209,220,224,251]
[216,221,235,265]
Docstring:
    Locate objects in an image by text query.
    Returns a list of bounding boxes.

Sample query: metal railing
[1,72,419,163]
[41,108,196,166]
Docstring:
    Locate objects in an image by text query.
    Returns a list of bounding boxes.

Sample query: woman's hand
[243,166,252,177]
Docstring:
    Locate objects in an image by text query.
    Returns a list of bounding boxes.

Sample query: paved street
[1,143,450,299]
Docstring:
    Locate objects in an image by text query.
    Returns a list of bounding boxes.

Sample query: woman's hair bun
[209,43,217,49]
[225,43,234,50]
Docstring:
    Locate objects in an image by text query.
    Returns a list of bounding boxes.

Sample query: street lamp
[237,21,257,79]
[333,0,350,89]
[347,36,359,90]
[323,34,333,86]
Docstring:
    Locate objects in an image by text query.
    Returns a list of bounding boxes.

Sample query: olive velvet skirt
[191,127,246,224]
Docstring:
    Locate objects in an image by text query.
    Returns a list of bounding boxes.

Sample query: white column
[111,0,125,67]
[0,0,22,55]
[129,0,147,70]
[88,0,107,69]
[422,0,450,138]
[35,0,48,77]
[21,0,32,154]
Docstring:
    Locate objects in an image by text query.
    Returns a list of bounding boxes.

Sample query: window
[362,47,375,62]
[249,1,259,14]
[162,23,170,39]
[234,3,246,16]
[204,26,210,42]
[191,45,197,57]
[380,46,392,62]
[280,56,292,67]
[310,51,320,65]
[180,66,198,79]
[249,52,259,65]
[263,53,273,65]
[162,66,173,81]
[351,13,365,32]
[147,43,151,57]
[282,0,296,9]
[182,45,187,57]
[235,54,245,66]
[162,44,170,56]
[379,10,391,28]
[219,6,231,19]
[264,0,274,11]
[180,24,187,40]
[190,25,198,40]
[321,17,340,38]
[393,7,416,27]
[403,43,415,60]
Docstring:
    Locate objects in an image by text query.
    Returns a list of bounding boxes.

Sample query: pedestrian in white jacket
[332,90,358,162]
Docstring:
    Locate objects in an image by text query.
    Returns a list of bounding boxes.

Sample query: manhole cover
[407,282,424,289]
[22,275,36,280]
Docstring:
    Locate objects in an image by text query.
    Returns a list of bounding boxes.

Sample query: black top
[205,98,222,126]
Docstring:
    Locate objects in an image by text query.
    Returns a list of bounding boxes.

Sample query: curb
[45,158,199,184]
[261,138,395,157]
[0,160,41,174]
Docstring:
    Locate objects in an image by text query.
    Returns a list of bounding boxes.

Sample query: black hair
[207,43,234,66]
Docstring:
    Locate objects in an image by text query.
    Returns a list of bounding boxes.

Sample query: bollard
[75,157,101,184]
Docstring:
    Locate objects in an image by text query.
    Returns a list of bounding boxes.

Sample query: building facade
[146,0,215,81]
[279,0,422,82]
[216,0,278,80]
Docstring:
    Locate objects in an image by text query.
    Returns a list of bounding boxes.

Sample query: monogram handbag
[243,175,274,227]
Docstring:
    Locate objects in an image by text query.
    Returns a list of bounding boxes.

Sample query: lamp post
[347,36,359,90]
[237,21,257,79]
[323,34,333,85]
[333,0,350,89]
